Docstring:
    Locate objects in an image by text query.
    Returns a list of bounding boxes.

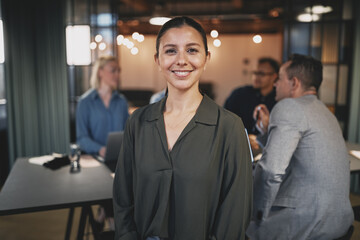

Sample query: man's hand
[253,104,270,135]
[99,146,106,158]
[249,134,260,151]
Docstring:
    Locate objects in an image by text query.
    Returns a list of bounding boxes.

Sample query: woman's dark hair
[286,54,323,91]
[155,16,208,57]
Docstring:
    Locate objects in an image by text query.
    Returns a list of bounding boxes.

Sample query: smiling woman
[113,16,253,240]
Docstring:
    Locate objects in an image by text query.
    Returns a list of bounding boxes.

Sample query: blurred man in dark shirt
[224,57,279,151]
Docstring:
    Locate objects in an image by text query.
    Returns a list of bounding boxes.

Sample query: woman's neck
[97,83,113,97]
[165,87,203,113]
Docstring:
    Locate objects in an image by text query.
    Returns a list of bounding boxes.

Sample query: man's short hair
[258,57,280,74]
[286,54,323,91]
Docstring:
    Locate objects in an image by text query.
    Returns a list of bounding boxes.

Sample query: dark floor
[1,195,360,239]
[0,205,109,240]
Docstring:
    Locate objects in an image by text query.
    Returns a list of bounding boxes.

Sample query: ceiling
[114,0,285,35]
[85,0,343,35]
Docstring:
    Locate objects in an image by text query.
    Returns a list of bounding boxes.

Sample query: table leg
[88,206,100,240]
[77,206,89,239]
[65,207,74,240]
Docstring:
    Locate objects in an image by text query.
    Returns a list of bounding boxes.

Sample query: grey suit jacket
[247,95,354,240]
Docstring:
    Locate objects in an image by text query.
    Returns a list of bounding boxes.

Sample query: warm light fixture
[297,13,320,22]
[66,25,91,65]
[95,34,103,42]
[90,42,97,50]
[137,34,145,43]
[305,5,332,14]
[149,4,171,26]
[210,30,219,38]
[253,34,262,44]
[131,47,139,55]
[98,42,106,50]
[149,17,171,26]
[117,35,124,45]
[213,39,221,47]
[132,32,139,40]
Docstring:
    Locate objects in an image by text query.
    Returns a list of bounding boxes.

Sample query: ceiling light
[95,34,103,43]
[149,17,171,26]
[213,39,221,47]
[98,42,106,50]
[89,42,97,50]
[149,4,171,26]
[117,35,124,45]
[305,5,332,14]
[210,30,219,38]
[132,32,140,40]
[137,34,145,43]
[297,13,320,22]
[253,35,262,44]
[131,47,139,55]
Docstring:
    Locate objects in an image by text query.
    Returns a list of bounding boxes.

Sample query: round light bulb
[99,42,106,50]
[90,42,97,50]
[137,34,144,43]
[117,35,124,45]
[210,30,219,38]
[132,32,140,40]
[95,34,103,43]
[253,34,262,44]
[126,41,134,49]
[131,47,139,55]
[213,39,221,47]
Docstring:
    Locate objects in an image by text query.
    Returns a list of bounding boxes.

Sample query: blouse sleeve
[76,99,103,154]
[212,117,253,240]
[113,117,138,240]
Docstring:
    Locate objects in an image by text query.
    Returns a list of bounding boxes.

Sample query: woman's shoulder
[128,101,162,123]
[203,95,244,128]
[78,88,96,102]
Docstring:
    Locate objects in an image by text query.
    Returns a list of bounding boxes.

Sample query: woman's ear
[154,54,162,71]
[204,51,211,71]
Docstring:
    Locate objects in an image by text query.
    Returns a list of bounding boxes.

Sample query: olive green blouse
[113,95,253,240]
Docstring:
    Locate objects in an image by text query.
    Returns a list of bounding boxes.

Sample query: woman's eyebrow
[163,43,201,48]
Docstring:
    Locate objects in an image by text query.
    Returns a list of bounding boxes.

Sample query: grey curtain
[348,0,360,144]
[2,0,70,166]
[349,0,360,194]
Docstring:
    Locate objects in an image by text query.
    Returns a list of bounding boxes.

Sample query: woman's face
[155,26,210,92]
[98,60,120,89]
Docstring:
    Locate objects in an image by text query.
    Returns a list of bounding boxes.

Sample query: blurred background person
[224,57,279,152]
[76,55,129,158]
[76,55,129,231]
[149,88,166,104]
[247,54,354,239]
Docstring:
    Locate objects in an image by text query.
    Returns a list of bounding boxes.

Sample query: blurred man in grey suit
[246,54,354,240]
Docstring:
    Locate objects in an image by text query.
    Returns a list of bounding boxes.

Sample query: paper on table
[350,150,360,160]
[29,155,55,165]
[79,155,101,168]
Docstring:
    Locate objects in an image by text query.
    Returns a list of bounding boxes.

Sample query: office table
[0,157,114,239]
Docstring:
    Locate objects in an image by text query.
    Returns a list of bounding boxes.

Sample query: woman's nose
[176,51,188,65]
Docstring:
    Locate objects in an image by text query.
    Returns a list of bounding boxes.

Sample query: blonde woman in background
[76,55,129,158]
[76,56,129,231]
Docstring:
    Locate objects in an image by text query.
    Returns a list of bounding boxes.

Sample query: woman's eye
[187,48,199,54]
[165,49,176,54]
